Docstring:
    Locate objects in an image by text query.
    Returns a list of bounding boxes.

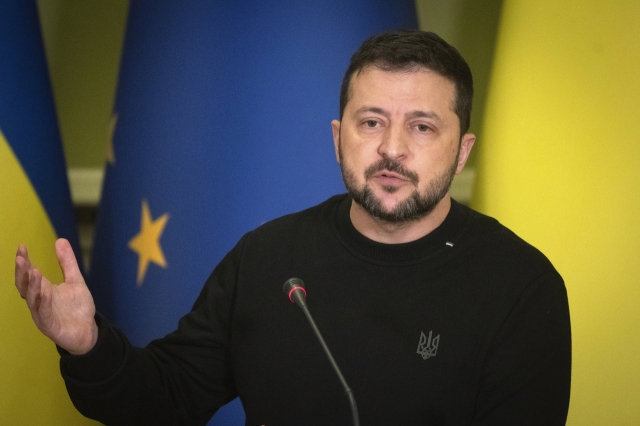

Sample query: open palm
[15,239,98,355]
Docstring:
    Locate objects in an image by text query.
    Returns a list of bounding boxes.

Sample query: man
[15,30,571,425]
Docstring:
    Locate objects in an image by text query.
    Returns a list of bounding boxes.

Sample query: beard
[339,149,459,224]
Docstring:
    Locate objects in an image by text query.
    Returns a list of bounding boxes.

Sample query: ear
[331,119,341,163]
[456,133,476,174]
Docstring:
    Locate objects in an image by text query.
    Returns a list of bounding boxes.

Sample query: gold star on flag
[128,200,169,286]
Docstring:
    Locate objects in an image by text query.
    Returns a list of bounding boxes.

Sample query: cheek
[414,151,451,178]
[341,141,370,166]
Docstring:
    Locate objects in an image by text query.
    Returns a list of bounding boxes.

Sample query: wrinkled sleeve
[59,235,248,426]
[472,271,572,425]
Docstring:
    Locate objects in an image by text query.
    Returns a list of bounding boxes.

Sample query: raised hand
[15,238,98,355]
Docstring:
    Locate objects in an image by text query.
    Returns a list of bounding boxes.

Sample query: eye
[416,124,431,132]
[365,120,378,128]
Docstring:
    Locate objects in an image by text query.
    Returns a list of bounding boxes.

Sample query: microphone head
[283,277,306,304]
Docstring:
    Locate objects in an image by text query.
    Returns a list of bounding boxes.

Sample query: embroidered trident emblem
[417,330,440,360]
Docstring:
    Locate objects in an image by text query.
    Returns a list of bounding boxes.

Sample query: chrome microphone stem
[291,290,360,426]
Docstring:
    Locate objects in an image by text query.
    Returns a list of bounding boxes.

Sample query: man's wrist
[58,313,126,383]
[66,320,100,355]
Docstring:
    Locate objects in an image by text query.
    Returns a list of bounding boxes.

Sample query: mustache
[364,158,419,185]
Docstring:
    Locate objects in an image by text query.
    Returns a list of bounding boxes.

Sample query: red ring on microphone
[288,286,306,303]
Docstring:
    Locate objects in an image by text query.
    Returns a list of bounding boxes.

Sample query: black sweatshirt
[60,195,571,425]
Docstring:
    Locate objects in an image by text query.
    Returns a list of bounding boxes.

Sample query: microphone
[282,278,360,426]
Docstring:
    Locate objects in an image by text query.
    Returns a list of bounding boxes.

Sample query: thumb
[55,238,84,284]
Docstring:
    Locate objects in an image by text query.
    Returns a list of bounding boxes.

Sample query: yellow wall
[37,0,129,168]
[472,1,640,424]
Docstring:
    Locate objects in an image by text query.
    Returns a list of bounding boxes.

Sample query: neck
[349,195,452,244]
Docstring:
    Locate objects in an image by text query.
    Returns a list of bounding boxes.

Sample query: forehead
[347,66,457,113]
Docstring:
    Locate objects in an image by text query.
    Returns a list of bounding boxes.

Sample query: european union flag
[0,1,90,424]
[89,1,416,424]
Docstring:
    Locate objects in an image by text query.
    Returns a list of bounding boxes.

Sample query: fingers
[36,272,54,330]
[55,238,84,284]
[23,267,55,335]
[15,245,31,299]
[25,267,43,314]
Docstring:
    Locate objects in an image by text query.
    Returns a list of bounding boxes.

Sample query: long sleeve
[59,236,248,426]
[471,271,571,425]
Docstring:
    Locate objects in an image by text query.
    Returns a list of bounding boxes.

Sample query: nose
[377,123,408,160]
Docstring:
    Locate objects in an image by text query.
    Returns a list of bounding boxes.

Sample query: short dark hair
[339,29,474,135]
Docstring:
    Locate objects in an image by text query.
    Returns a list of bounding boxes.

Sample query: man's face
[332,66,474,224]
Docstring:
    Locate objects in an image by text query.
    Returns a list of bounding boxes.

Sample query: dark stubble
[339,146,459,224]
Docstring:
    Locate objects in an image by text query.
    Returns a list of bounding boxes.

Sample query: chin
[378,197,405,211]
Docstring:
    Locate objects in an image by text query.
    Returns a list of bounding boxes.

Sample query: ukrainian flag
[89,1,416,424]
[0,2,94,424]
[472,0,640,424]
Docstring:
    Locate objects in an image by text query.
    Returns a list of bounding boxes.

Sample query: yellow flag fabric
[472,1,640,424]
[0,133,97,424]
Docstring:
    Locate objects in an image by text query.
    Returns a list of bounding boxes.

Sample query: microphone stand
[284,278,360,426]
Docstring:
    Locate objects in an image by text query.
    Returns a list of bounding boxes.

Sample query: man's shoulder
[244,194,346,239]
[453,201,559,275]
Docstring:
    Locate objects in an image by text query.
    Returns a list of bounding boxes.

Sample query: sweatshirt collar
[334,194,469,265]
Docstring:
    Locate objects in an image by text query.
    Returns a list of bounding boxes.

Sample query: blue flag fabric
[0,1,81,256]
[89,1,416,424]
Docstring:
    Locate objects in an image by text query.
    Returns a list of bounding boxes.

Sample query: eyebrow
[354,106,442,122]
[354,106,387,116]
[406,110,442,122]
